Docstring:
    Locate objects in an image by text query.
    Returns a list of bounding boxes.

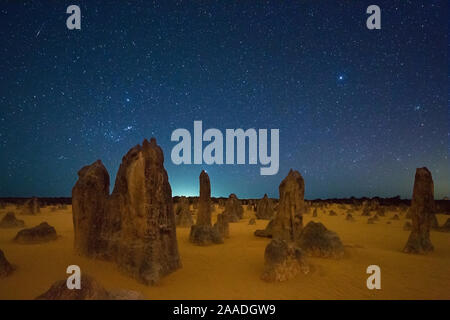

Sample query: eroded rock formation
[254,170,305,240]
[213,213,229,239]
[297,221,344,258]
[261,239,309,282]
[0,212,25,228]
[376,207,386,217]
[0,249,14,278]
[260,170,311,282]
[403,167,434,254]
[14,222,57,244]
[222,194,243,222]
[175,197,194,228]
[255,194,274,220]
[72,138,181,285]
[189,170,222,245]
[271,169,305,241]
[72,160,110,257]
[35,274,145,300]
[20,197,40,215]
[361,206,371,216]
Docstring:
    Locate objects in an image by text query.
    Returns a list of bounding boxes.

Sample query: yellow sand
[0,204,449,300]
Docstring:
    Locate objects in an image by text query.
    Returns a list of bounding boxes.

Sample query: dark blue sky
[0,0,448,199]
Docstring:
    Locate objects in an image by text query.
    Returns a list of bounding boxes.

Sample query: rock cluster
[376,206,386,217]
[20,197,40,215]
[260,170,310,282]
[361,206,371,217]
[403,167,434,254]
[72,138,181,285]
[255,170,306,240]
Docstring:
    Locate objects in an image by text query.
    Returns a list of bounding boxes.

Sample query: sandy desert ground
[0,204,449,300]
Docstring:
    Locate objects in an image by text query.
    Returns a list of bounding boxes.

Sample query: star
[0,1,447,200]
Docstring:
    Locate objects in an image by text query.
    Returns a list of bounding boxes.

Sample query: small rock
[36,274,145,300]
[0,212,25,228]
[297,221,344,258]
[14,222,57,244]
[261,239,309,282]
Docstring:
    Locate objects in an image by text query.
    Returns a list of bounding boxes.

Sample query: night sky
[0,1,448,199]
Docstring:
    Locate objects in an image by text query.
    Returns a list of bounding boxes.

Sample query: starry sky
[0,0,448,199]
